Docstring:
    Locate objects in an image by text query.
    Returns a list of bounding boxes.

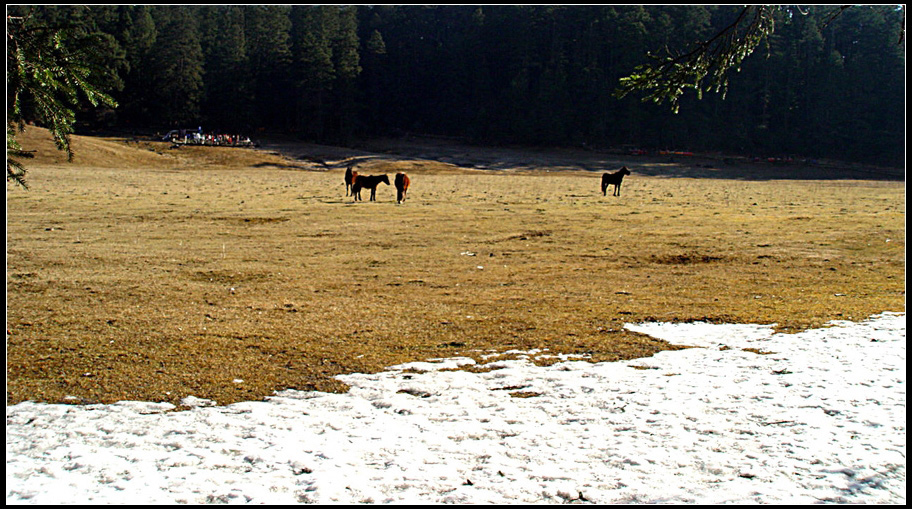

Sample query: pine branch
[615,6,775,113]
[7,14,119,187]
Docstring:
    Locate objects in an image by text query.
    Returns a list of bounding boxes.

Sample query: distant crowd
[163,128,255,148]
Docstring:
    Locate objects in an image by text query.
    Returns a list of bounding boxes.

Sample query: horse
[394,172,410,204]
[601,166,631,196]
[344,165,358,196]
[352,174,390,202]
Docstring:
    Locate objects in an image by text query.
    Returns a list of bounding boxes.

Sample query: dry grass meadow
[6,127,905,407]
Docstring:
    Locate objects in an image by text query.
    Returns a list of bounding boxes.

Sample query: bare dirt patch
[6,127,905,407]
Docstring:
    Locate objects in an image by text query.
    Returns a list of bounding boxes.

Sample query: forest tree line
[9,5,905,167]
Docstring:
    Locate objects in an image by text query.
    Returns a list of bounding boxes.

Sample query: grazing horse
[344,165,358,196]
[352,174,390,202]
[394,172,410,204]
[601,166,631,196]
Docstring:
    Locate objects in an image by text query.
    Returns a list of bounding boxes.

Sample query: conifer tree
[7,9,119,188]
[291,5,337,140]
[245,5,293,129]
[112,5,157,126]
[148,7,204,126]
[331,6,361,143]
[200,6,251,130]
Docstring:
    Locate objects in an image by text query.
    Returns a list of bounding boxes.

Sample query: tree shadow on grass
[257,135,904,182]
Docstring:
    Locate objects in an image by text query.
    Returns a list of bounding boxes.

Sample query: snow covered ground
[7,312,905,504]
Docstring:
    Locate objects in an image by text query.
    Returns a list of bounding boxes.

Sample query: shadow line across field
[257,135,904,182]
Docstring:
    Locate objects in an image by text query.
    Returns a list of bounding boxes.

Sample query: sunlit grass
[6,129,904,407]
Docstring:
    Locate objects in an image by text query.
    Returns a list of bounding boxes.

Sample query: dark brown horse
[394,172,410,204]
[352,174,390,202]
[601,166,631,196]
[344,165,358,196]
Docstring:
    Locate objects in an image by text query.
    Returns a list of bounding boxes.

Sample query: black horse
[601,166,631,196]
[352,174,390,202]
[344,165,357,196]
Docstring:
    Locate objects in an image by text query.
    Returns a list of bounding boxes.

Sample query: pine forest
[9,5,906,168]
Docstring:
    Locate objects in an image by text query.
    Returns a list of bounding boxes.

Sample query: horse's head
[620,166,631,175]
[381,174,390,185]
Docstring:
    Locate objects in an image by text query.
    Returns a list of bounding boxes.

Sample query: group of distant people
[162,127,254,147]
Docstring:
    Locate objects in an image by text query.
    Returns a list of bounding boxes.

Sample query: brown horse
[352,174,390,202]
[344,165,358,196]
[601,166,631,196]
[394,172,410,204]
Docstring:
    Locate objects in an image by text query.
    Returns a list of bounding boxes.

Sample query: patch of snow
[6,312,905,504]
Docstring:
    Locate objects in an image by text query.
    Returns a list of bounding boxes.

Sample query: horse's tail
[395,173,410,203]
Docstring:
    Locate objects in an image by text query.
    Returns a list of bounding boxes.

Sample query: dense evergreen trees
[9,5,905,167]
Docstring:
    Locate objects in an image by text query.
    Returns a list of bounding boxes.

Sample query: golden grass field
[6,127,905,407]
